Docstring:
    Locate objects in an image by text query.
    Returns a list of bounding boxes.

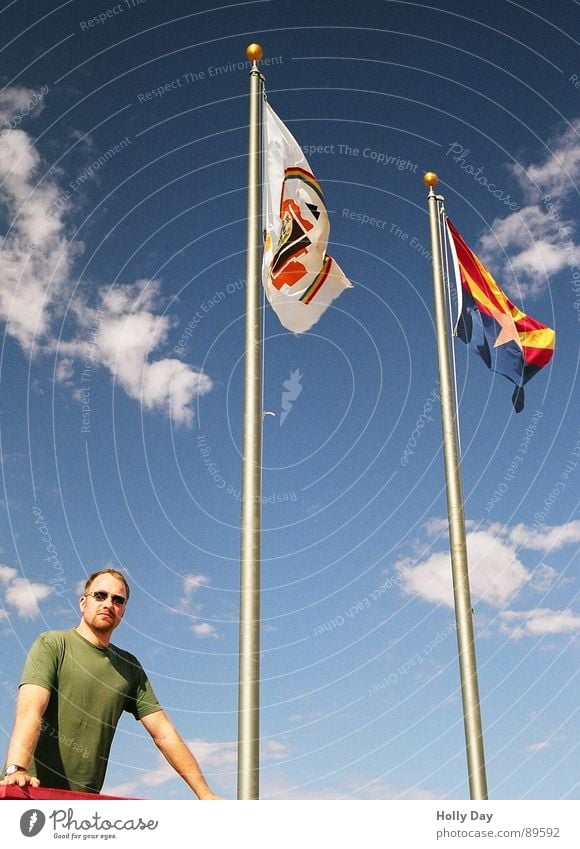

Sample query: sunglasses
[85,590,127,606]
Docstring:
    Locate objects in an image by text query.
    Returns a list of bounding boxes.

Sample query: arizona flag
[262,102,352,333]
[446,218,555,412]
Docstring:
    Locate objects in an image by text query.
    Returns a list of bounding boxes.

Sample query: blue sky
[0,0,578,800]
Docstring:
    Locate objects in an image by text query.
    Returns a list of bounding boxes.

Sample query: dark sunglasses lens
[89,591,125,604]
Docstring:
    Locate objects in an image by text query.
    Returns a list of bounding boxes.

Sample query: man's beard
[90,612,117,632]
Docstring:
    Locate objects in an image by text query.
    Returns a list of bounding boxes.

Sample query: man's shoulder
[22,631,74,686]
[30,629,74,649]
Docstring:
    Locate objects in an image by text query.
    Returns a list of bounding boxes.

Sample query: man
[1,568,220,799]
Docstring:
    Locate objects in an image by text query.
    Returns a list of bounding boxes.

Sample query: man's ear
[79,595,86,612]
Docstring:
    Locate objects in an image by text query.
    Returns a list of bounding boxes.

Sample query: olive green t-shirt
[20,629,161,793]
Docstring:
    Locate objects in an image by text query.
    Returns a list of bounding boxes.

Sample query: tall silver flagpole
[237,43,264,801]
[424,171,488,800]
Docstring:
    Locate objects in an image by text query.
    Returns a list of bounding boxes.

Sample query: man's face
[79,574,127,634]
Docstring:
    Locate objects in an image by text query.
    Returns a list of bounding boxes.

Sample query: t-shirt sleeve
[126,662,161,720]
[20,632,62,692]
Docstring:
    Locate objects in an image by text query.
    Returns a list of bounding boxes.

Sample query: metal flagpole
[424,171,488,800]
[237,43,264,801]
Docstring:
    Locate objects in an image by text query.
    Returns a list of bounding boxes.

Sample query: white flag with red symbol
[262,102,351,333]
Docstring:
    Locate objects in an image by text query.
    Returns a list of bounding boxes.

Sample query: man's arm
[1,684,51,786]
[140,710,221,799]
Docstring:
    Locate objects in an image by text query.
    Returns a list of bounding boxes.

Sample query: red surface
[0,785,133,800]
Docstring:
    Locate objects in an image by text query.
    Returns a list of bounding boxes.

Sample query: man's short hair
[83,568,130,601]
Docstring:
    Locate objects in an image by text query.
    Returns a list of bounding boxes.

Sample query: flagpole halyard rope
[439,203,463,462]
[260,81,268,435]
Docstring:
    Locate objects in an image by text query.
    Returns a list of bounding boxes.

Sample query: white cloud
[0,89,212,425]
[141,358,211,427]
[59,280,212,426]
[174,573,211,612]
[262,773,438,800]
[524,741,549,752]
[263,740,290,761]
[185,738,287,769]
[0,565,53,618]
[499,608,580,639]
[398,520,579,610]
[139,764,172,788]
[185,739,237,769]
[288,711,326,723]
[191,622,219,639]
[55,358,75,384]
[0,126,75,349]
[523,736,565,753]
[0,565,18,585]
[509,520,580,552]
[478,206,577,297]
[397,529,530,608]
[182,573,211,595]
[0,86,46,126]
[477,118,580,298]
[352,779,438,800]
[100,780,140,798]
[528,564,558,593]
[513,119,580,199]
[424,517,449,538]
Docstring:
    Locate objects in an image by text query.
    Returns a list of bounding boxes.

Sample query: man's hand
[0,771,40,788]
[198,790,223,800]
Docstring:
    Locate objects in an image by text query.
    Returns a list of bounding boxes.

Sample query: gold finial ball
[423,171,439,188]
[246,43,264,62]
